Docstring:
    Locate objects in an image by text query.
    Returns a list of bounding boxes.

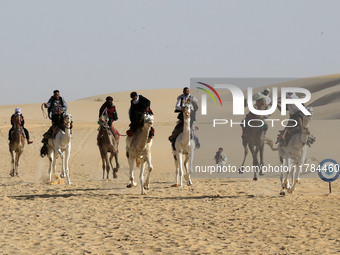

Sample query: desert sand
[0,76,340,254]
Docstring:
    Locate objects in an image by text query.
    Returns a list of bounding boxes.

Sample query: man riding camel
[98,96,119,142]
[8,108,33,144]
[168,87,200,151]
[127,91,154,142]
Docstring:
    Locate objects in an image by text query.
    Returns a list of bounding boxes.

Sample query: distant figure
[215,147,227,167]
[8,108,33,144]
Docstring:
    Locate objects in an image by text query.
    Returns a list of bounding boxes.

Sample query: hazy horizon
[2,0,340,105]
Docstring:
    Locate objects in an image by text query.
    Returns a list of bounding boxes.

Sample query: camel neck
[136,124,151,151]
[182,116,190,145]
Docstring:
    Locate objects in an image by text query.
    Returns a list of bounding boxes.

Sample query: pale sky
[1,0,340,105]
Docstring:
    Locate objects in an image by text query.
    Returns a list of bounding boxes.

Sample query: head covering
[264,88,270,92]
[106,96,113,101]
[14,108,21,115]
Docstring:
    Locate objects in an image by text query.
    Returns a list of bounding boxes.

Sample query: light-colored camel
[266,107,313,195]
[46,113,72,184]
[9,114,25,177]
[126,113,154,195]
[171,105,195,187]
[97,115,120,179]
[239,115,266,181]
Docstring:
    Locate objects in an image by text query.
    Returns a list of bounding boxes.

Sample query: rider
[8,108,33,144]
[241,91,271,138]
[99,96,118,127]
[128,92,154,141]
[279,92,304,141]
[168,87,200,151]
[41,90,68,146]
[98,96,119,141]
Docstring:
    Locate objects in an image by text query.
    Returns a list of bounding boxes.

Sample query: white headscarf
[14,108,21,115]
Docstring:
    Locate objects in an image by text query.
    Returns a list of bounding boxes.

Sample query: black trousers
[52,114,65,130]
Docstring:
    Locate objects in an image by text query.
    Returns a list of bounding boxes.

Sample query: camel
[269,107,313,195]
[126,113,154,195]
[45,113,72,184]
[9,114,26,177]
[97,115,120,179]
[171,104,195,187]
[239,114,266,181]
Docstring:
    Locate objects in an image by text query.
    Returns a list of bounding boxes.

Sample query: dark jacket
[129,95,152,122]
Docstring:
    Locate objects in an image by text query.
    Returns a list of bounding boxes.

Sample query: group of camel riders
[8,87,308,152]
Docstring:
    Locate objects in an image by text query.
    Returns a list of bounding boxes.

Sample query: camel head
[143,113,154,127]
[182,104,191,119]
[12,114,22,129]
[99,115,108,125]
[302,107,313,128]
[63,113,72,127]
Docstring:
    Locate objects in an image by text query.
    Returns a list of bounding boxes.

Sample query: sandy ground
[0,76,340,254]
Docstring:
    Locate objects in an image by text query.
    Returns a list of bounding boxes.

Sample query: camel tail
[265,137,278,151]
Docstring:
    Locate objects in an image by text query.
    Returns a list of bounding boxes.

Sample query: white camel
[126,113,154,195]
[266,107,313,195]
[172,104,195,187]
[46,113,72,184]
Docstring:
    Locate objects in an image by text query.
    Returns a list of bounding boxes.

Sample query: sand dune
[0,75,339,254]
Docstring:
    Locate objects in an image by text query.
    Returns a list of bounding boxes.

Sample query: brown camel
[9,114,26,177]
[239,114,266,181]
[98,115,120,179]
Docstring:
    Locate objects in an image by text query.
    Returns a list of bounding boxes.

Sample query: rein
[41,104,48,119]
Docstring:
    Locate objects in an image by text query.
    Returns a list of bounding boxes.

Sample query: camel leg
[9,150,15,177]
[171,153,180,187]
[112,152,120,179]
[248,145,259,181]
[103,153,110,179]
[279,156,286,195]
[48,151,55,184]
[238,141,248,174]
[177,152,184,188]
[290,147,306,193]
[144,153,153,190]
[185,149,194,186]
[259,144,264,176]
[109,153,117,179]
[15,151,22,177]
[286,156,292,193]
[99,148,106,179]
[127,156,137,188]
[139,158,146,195]
[64,147,71,185]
